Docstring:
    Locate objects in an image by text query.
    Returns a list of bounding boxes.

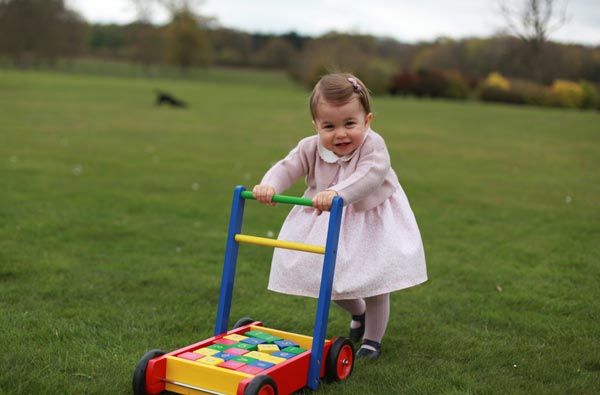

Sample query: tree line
[1,0,599,108]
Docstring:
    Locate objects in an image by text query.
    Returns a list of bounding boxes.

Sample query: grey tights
[334,293,390,343]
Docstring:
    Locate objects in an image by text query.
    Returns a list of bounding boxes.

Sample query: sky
[68,0,600,46]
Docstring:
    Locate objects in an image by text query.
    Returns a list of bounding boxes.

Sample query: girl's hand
[252,184,276,206]
[313,190,338,215]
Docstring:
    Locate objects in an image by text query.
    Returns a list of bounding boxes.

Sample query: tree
[0,0,85,66]
[164,8,212,68]
[500,0,568,50]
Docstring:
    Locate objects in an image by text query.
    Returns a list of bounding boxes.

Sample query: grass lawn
[0,68,598,394]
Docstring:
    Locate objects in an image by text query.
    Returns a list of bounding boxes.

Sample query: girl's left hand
[313,190,338,215]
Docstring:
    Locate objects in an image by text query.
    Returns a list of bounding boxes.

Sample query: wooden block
[271,351,295,359]
[243,351,271,361]
[193,347,220,356]
[218,360,246,370]
[231,356,258,365]
[244,330,269,339]
[223,347,248,356]
[274,340,298,349]
[233,342,257,351]
[282,346,306,355]
[241,337,266,346]
[214,338,237,346]
[224,334,248,342]
[236,365,263,374]
[249,360,275,370]
[213,352,236,361]
[261,334,283,343]
[177,352,204,361]
[260,355,286,365]
[208,344,231,352]
[257,344,280,354]
[196,356,224,366]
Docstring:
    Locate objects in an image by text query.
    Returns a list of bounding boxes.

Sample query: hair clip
[347,77,361,92]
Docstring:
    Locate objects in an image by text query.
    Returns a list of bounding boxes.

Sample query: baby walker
[132,185,355,395]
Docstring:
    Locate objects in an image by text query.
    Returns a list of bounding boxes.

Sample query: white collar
[317,129,370,164]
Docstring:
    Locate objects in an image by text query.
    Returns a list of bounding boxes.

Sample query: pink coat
[261,129,427,299]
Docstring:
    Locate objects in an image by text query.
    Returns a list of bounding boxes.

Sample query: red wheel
[326,337,355,382]
[244,375,278,395]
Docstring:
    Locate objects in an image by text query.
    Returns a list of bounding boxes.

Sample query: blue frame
[214,186,344,390]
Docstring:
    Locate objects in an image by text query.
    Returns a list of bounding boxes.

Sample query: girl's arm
[259,139,311,194]
[328,138,391,204]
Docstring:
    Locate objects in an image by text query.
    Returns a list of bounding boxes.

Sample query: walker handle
[240,190,313,207]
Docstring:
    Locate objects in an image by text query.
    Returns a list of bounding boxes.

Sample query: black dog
[155,90,187,108]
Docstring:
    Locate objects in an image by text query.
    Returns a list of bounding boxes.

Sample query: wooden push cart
[133,186,354,394]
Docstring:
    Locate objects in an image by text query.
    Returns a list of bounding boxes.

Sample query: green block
[233,342,257,351]
[232,356,258,364]
[282,346,306,355]
[244,330,269,339]
[262,334,283,343]
[208,344,231,351]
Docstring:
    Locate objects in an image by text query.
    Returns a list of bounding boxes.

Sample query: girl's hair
[309,73,372,120]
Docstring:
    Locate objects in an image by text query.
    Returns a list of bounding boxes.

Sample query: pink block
[178,352,204,361]
[237,365,264,374]
[224,347,248,356]
[214,338,237,346]
[218,360,246,370]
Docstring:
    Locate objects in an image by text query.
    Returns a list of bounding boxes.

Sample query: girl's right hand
[252,184,276,206]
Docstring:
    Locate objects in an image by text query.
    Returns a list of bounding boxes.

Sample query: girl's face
[314,98,373,157]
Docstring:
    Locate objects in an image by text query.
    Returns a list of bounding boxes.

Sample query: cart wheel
[325,337,354,382]
[132,349,165,395]
[232,317,256,329]
[244,375,278,395]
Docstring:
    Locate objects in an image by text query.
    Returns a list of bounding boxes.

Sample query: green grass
[1,68,599,394]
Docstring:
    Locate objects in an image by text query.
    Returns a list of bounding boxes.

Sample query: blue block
[249,360,275,369]
[242,337,266,346]
[274,340,298,349]
[272,351,295,359]
[213,352,236,361]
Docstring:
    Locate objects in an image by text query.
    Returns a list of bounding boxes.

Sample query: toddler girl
[253,73,427,359]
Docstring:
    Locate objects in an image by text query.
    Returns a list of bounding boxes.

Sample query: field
[0,68,599,394]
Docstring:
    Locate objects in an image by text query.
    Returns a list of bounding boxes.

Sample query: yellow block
[257,344,280,354]
[235,234,325,254]
[243,351,272,361]
[196,356,224,366]
[261,355,287,365]
[165,356,251,395]
[193,347,219,356]
[224,334,248,342]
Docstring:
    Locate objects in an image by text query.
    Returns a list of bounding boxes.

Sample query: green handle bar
[241,190,313,207]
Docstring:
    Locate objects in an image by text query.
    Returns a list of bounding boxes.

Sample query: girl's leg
[334,299,366,341]
[359,293,390,357]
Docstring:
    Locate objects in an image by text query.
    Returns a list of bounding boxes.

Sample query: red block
[177,352,204,361]
[237,365,264,374]
[219,360,246,370]
[214,338,237,346]
[224,347,248,356]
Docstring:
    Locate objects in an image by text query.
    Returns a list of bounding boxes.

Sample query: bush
[510,79,552,107]
[579,80,600,110]
[389,70,419,95]
[482,72,511,91]
[549,79,585,108]
[443,71,469,99]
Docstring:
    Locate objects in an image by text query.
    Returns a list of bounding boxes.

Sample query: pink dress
[261,129,427,300]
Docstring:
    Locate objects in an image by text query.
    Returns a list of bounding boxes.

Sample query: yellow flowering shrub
[483,72,510,91]
[550,80,585,108]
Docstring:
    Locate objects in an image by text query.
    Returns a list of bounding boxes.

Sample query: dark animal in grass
[155,90,187,108]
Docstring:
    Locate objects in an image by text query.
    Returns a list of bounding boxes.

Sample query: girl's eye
[345,121,356,127]
[323,125,334,130]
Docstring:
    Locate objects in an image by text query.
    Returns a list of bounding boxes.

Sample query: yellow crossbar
[235,234,325,254]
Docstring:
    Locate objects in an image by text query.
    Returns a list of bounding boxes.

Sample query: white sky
[68,0,600,46]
